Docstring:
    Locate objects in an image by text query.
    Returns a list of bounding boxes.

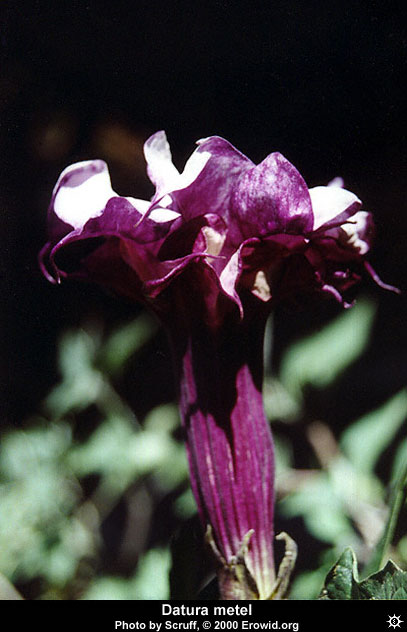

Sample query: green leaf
[320,548,407,599]
[340,389,407,474]
[68,405,187,497]
[280,299,375,398]
[279,472,356,545]
[319,548,359,600]
[45,329,103,417]
[263,377,301,422]
[98,314,157,376]
[358,561,407,600]
[363,440,407,577]
[0,422,89,585]
[81,548,171,600]
[131,547,171,599]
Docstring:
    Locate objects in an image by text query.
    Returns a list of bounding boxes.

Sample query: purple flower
[39,131,396,599]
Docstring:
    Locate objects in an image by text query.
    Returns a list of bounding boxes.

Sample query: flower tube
[39,131,397,599]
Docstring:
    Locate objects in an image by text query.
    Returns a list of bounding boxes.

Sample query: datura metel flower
[40,131,397,599]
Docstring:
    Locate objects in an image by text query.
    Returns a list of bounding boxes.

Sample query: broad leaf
[319,548,407,599]
[359,561,407,600]
[319,548,359,600]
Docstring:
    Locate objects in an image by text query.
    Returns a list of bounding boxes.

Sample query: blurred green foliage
[0,315,188,599]
[0,300,405,599]
[278,299,376,399]
[273,299,407,599]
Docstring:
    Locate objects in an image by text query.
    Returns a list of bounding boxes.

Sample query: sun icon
[387,615,404,629]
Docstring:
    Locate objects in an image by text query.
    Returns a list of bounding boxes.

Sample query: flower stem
[167,299,276,599]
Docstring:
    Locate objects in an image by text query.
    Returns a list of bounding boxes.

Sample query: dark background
[1,0,406,430]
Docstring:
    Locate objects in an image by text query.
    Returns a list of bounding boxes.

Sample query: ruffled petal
[83,196,180,245]
[220,234,307,307]
[315,210,374,258]
[41,131,392,318]
[144,131,211,203]
[143,131,181,198]
[42,192,181,285]
[309,185,362,232]
[219,249,243,313]
[50,160,116,231]
[230,152,314,244]
[173,136,252,224]
[332,210,373,255]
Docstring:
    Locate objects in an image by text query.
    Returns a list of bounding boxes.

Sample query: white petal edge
[144,131,211,199]
[125,197,180,223]
[52,160,115,230]
[309,185,361,231]
[144,131,180,195]
[327,176,344,188]
[337,210,371,255]
[177,145,211,190]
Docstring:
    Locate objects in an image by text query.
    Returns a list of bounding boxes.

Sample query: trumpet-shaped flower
[40,131,396,599]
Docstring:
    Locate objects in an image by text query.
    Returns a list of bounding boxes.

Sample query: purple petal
[220,234,308,304]
[230,152,314,244]
[173,136,253,223]
[43,188,181,286]
[364,261,401,294]
[157,213,227,262]
[219,250,244,313]
[144,131,211,204]
[314,211,374,259]
[83,196,179,245]
[41,131,394,319]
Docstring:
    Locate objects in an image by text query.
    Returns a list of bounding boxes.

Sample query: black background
[1,0,406,438]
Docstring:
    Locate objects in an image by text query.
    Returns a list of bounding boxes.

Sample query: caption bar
[114,604,299,632]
